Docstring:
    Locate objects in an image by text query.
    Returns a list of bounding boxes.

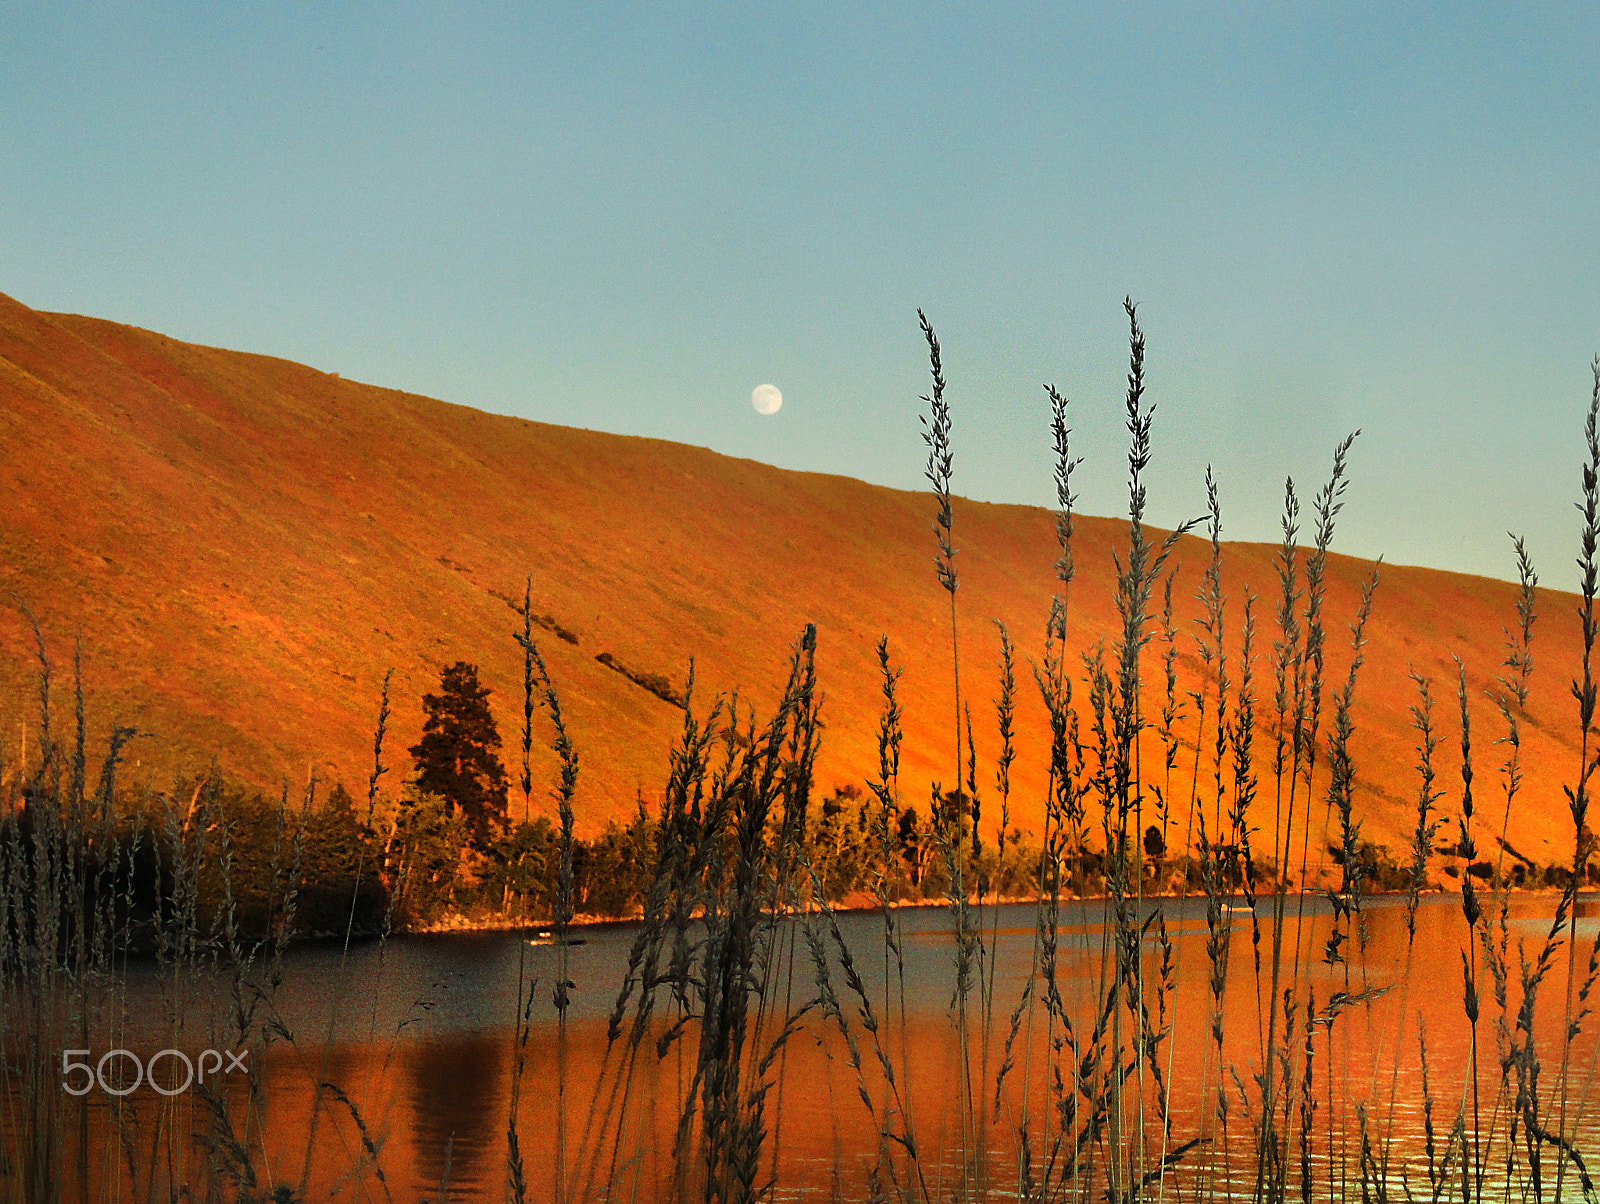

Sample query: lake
[11,892,1600,1202]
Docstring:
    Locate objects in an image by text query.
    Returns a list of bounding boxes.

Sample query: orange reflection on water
[14,894,1599,1202]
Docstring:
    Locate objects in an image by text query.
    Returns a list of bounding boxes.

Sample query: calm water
[13,893,1600,1201]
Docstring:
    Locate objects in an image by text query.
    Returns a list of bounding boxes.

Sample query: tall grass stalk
[867,633,919,1187]
[515,625,579,1201]
[918,309,962,800]
[1555,358,1600,1203]
[919,309,988,1199]
[292,661,394,1203]
[1105,300,1195,1200]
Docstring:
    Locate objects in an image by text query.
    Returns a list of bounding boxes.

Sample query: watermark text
[61,1048,249,1096]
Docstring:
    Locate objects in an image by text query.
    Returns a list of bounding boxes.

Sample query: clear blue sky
[4,3,1598,587]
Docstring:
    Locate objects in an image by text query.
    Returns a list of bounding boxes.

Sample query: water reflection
[404,1033,507,1197]
[13,894,1599,1202]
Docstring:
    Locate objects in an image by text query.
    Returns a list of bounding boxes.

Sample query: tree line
[12,655,1587,948]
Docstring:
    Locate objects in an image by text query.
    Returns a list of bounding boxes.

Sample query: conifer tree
[410,661,509,850]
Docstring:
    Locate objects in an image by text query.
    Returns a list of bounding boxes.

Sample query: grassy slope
[0,290,1586,866]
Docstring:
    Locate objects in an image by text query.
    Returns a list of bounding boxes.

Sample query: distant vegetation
[15,680,1588,952]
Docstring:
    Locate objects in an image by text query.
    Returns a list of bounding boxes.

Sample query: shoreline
[399,881,1585,938]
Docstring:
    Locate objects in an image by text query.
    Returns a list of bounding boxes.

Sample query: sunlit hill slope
[0,291,1588,874]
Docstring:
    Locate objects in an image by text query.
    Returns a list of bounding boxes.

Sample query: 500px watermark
[60,1048,250,1096]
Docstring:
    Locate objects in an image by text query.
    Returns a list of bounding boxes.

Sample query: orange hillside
[0,291,1590,874]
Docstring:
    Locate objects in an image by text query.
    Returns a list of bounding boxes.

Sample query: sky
[4,2,1598,588]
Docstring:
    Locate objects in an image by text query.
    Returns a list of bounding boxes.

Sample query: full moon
[751,383,782,416]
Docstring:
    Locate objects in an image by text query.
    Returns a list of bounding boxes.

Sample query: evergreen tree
[409,661,509,850]
[389,784,469,921]
[300,781,386,933]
